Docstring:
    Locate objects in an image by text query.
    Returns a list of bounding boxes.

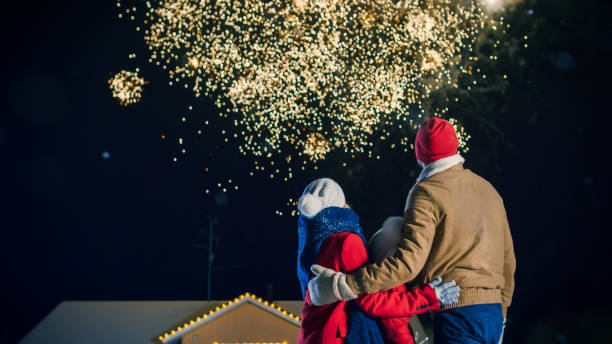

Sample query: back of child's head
[368,216,404,263]
[298,178,346,218]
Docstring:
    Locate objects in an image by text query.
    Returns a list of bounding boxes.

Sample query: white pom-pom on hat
[298,178,346,218]
[298,193,324,218]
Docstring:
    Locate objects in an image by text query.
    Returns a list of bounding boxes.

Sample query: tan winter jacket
[346,164,516,317]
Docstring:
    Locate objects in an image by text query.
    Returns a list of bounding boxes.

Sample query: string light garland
[156,292,300,343]
[213,342,288,344]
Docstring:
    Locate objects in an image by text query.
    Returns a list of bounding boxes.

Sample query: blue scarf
[297,207,384,344]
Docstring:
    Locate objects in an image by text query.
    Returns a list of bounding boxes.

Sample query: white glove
[428,277,460,306]
[307,264,358,306]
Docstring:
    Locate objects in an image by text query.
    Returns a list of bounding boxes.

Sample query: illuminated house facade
[19,293,301,344]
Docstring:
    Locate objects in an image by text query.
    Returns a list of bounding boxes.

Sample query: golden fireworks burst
[302,132,332,162]
[119,0,485,160]
[108,69,148,106]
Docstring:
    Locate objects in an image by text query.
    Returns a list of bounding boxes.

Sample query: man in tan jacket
[308,117,516,344]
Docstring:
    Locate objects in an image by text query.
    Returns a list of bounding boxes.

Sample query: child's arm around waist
[340,233,440,318]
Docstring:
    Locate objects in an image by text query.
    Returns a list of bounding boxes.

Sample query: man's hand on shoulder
[307,264,358,306]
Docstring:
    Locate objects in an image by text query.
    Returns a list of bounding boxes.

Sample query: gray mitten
[428,277,460,306]
[307,264,357,306]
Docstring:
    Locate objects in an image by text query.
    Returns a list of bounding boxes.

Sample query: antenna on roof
[266,283,274,303]
[204,215,219,301]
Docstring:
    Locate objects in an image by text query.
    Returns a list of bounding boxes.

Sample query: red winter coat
[297,232,440,344]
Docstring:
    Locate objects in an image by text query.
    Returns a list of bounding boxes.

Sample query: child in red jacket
[367,216,439,344]
[296,179,459,344]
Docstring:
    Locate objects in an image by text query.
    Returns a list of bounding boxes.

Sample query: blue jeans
[433,304,504,344]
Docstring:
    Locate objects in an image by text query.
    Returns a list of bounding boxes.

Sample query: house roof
[156,292,302,344]
[19,295,303,344]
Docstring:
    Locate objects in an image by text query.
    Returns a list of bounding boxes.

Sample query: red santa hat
[415,117,459,166]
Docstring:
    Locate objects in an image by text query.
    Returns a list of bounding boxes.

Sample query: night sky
[2,1,612,343]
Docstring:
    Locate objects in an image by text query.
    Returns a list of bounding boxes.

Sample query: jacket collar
[417,154,465,183]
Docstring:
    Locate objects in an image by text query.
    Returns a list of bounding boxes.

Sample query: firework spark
[448,117,471,153]
[120,0,485,160]
[108,69,147,106]
[302,132,332,162]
